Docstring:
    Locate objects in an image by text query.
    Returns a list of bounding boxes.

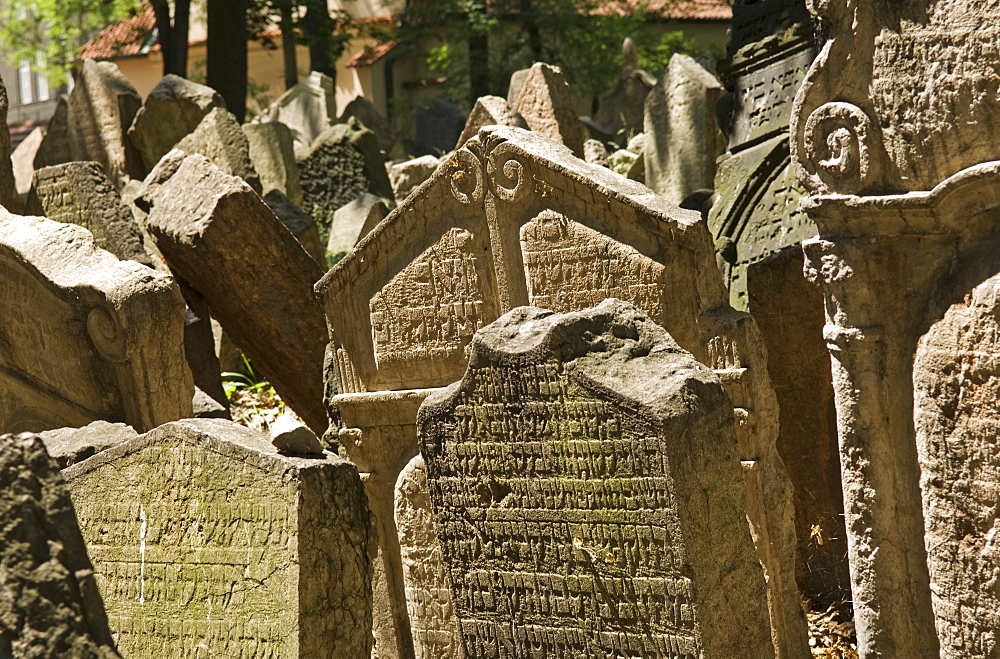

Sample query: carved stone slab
[0,432,119,657]
[511,63,585,157]
[418,300,773,658]
[0,211,192,433]
[63,418,373,658]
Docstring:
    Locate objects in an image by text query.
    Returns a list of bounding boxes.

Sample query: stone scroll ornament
[792,0,1000,656]
[317,124,809,659]
[418,299,774,658]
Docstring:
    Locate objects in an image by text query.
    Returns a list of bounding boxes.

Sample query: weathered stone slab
[0,211,192,433]
[12,125,44,197]
[644,54,725,205]
[747,246,848,605]
[244,121,303,206]
[594,37,657,147]
[389,154,440,202]
[175,106,261,193]
[395,454,464,659]
[127,74,226,174]
[455,95,527,150]
[357,196,390,240]
[327,191,392,262]
[140,151,328,433]
[25,161,152,266]
[34,96,72,169]
[256,71,336,152]
[418,299,774,657]
[263,189,325,265]
[318,124,808,658]
[67,60,143,187]
[415,99,465,157]
[38,420,138,469]
[63,418,373,658]
[0,432,119,657]
[298,117,392,239]
[0,73,19,211]
[511,63,585,157]
[339,95,395,153]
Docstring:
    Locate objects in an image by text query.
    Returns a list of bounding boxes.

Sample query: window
[35,55,49,101]
[18,60,33,104]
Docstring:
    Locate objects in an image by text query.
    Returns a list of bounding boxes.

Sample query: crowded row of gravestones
[4,1,1000,657]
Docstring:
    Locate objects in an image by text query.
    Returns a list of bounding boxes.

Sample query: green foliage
[634,30,703,77]
[221,354,275,399]
[0,0,143,85]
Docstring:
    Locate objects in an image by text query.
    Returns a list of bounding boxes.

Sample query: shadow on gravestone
[0,72,19,211]
[418,299,774,658]
[414,99,465,157]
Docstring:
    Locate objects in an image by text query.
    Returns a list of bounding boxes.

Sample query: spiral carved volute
[802,102,879,195]
[87,305,128,362]
[452,133,532,205]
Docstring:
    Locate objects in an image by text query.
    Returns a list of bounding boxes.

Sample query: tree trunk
[280,1,298,89]
[520,0,542,61]
[207,0,248,122]
[302,0,335,82]
[152,0,190,77]
[468,27,489,102]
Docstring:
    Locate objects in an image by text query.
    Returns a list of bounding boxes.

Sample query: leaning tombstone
[357,196,390,239]
[127,74,226,175]
[0,432,120,657]
[34,96,72,169]
[511,62,586,157]
[255,70,337,152]
[791,0,1000,654]
[297,117,392,240]
[175,106,261,193]
[644,54,726,205]
[0,211,192,433]
[140,151,329,434]
[0,73,19,211]
[63,418,373,658]
[67,60,143,187]
[316,124,808,658]
[263,189,325,265]
[414,98,466,157]
[244,121,303,206]
[11,125,44,196]
[38,420,138,469]
[593,37,657,147]
[327,191,393,264]
[339,95,395,153]
[389,154,440,201]
[25,161,152,266]
[418,299,774,657]
[395,454,465,659]
[455,95,527,149]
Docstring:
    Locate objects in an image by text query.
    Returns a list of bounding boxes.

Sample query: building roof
[596,0,732,20]
[347,40,399,68]
[77,5,157,61]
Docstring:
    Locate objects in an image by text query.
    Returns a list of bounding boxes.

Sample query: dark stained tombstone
[0,211,192,434]
[339,95,395,153]
[415,98,466,157]
[34,97,72,170]
[418,300,774,658]
[0,73,19,211]
[0,432,120,658]
[63,418,373,658]
[593,37,657,147]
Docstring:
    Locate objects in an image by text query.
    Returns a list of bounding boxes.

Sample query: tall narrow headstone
[140,151,328,434]
[34,96,72,169]
[244,121,303,206]
[0,73,19,211]
[594,37,657,146]
[12,125,44,196]
[0,211,192,433]
[64,418,373,658]
[511,63,586,157]
[418,300,774,657]
[0,432,120,657]
[339,95,395,153]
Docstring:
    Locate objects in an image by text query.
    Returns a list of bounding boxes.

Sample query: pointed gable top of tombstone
[511,63,586,157]
[455,95,527,149]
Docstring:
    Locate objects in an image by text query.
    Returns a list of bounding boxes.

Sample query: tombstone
[263,189,325,265]
[418,299,774,657]
[644,54,725,206]
[747,247,848,606]
[140,151,328,434]
[358,196,390,240]
[327,191,393,263]
[11,125,44,196]
[339,95,395,153]
[127,74,226,174]
[511,63,586,157]
[791,0,1000,654]
[0,432,119,657]
[255,71,337,152]
[67,60,143,187]
[63,418,373,657]
[583,138,610,167]
[0,74,18,211]
[297,117,392,239]
[316,124,808,658]
[244,121,303,206]
[395,454,465,659]
[0,211,192,434]
[25,161,152,266]
[389,154,440,201]
[415,98,466,157]
[176,280,229,411]
[175,106,261,193]
[38,420,138,469]
[34,96,72,170]
[455,95,527,150]
[593,37,657,146]
[708,0,818,310]
[506,68,531,106]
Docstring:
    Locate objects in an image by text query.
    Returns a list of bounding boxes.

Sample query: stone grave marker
[792,0,1000,653]
[339,95,395,153]
[25,161,152,266]
[644,54,725,205]
[38,421,138,469]
[255,71,337,152]
[12,125,44,196]
[0,432,119,657]
[389,155,440,201]
[593,37,657,146]
[263,189,325,265]
[0,211,192,434]
[244,121,303,206]
[358,196,390,239]
[63,418,373,658]
[327,191,392,262]
[0,73,18,211]
[418,299,774,657]
[317,124,808,658]
[415,98,466,157]
[67,60,143,187]
[34,96,72,170]
[140,151,328,434]
[511,63,585,157]
[455,95,527,150]
[127,74,226,175]
[175,106,261,193]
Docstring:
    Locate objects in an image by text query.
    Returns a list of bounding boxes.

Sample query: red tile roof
[77,5,157,61]
[8,118,48,151]
[596,0,732,20]
[347,40,399,68]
